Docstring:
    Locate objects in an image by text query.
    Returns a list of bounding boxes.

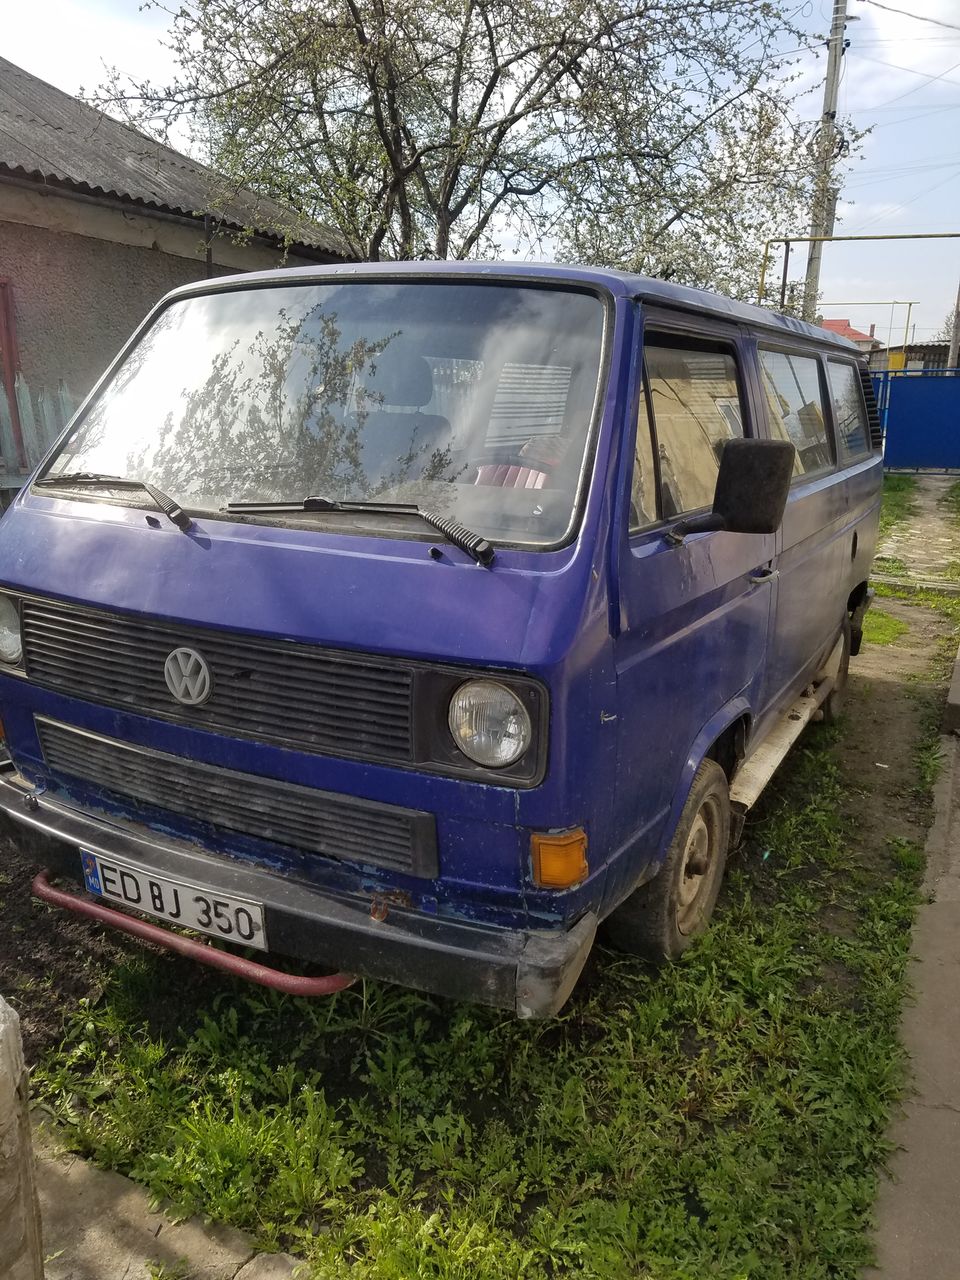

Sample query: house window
[0,280,24,477]
[0,280,19,409]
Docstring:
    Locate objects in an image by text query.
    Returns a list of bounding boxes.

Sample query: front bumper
[0,767,596,1017]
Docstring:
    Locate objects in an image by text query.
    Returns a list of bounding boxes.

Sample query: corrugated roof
[0,56,347,258]
[886,341,950,353]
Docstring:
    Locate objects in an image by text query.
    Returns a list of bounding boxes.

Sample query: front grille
[21,596,413,764]
[37,718,438,877]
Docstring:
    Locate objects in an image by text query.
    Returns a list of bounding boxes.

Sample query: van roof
[171,259,861,354]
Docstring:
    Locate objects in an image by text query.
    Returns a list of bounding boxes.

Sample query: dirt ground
[0,820,131,1062]
[0,596,949,1065]
[843,599,948,855]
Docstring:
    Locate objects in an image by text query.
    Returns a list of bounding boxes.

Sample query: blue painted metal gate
[873,369,960,470]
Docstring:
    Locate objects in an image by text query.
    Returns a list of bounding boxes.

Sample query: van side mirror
[667,439,795,543]
[712,438,796,533]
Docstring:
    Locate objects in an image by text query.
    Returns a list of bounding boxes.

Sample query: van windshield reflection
[42,280,606,549]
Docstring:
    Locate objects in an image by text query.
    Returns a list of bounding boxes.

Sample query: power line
[868,104,960,127]
[851,168,960,229]
[848,50,960,91]
[855,0,960,35]
[855,35,960,44]
[843,160,960,186]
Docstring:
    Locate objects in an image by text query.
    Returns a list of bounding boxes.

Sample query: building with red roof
[819,318,882,352]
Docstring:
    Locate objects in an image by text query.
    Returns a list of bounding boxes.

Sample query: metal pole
[803,0,848,322]
[758,240,772,304]
[902,302,913,357]
[758,234,960,305]
[948,276,960,372]
[779,240,791,310]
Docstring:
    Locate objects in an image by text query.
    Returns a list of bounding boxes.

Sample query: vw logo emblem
[163,647,212,706]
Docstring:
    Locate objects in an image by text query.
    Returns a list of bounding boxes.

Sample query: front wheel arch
[603,758,731,961]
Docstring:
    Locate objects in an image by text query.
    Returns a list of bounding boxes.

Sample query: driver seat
[357,344,451,485]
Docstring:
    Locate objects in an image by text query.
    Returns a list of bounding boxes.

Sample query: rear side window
[645,342,744,517]
[759,349,832,476]
[827,360,871,462]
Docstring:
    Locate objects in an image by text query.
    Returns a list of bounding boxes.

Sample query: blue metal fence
[872,369,960,470]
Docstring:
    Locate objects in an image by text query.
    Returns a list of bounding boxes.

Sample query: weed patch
[872,555,908,578]
[875,581,960,629]
[862,608,908,646]
[878,474,917,542]
[33,649,941,1280]
[938,479,960,528]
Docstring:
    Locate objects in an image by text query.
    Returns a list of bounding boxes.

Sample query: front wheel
[603,759,730,962]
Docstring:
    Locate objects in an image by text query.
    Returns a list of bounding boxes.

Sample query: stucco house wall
[0,218,223,401]
[0,179,325,409]
[0,57,348,495]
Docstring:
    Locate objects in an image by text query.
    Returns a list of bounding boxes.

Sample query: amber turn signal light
[531,828,588,889]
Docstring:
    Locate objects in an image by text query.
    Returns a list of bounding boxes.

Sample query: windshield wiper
[36,473,193,532]
[224,496,495,566]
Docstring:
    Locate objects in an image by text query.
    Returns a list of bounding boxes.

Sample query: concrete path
[867,733,960,1278]
[34,1124,299,1280]
[868,483,960,1275]
[878,475,958,580]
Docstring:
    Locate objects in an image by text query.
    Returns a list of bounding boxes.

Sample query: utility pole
[948,276,960,372]
[802,0,850,322]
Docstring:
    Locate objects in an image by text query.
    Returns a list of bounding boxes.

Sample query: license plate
[80,851,267,950]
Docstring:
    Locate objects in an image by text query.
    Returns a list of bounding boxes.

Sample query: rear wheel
[604,759,730,962]
[819,616,851,726]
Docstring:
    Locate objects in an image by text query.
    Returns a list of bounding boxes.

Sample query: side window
[630,386,658,529]
[827,360,871,462]
[645,340,744,517]
[759,349,832,476]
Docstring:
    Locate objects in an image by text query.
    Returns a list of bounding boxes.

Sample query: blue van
[0,263,880,1015]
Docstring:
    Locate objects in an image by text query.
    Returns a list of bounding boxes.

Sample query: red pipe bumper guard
[32,870,356,997]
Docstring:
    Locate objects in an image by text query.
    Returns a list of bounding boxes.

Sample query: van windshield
[42,280,606,548]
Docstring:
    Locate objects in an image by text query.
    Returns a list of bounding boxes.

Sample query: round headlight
[448,680,532,768]
[0,595,21,664]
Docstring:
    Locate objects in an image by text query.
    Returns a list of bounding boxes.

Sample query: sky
[3,0,959,344]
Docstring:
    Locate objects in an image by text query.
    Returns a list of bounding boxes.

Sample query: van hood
[0,495,598,670]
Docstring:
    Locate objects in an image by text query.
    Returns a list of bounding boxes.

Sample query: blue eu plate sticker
[80,850,102,895]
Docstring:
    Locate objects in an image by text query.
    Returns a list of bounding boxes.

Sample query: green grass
[872,555,908,578]
[878,474,918,542]
[33,695,940,1280]
[147,1264,192,1280]
[938,480,960,528]
[875,581,960,626]
[862,608,908,646]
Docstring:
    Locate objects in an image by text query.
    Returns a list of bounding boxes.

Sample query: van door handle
[748,568,780,585]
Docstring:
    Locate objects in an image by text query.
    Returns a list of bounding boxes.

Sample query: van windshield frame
[37,275,612,553]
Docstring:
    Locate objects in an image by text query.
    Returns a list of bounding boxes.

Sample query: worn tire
[603,759,730,962]
[819,617,851,726]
